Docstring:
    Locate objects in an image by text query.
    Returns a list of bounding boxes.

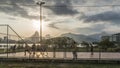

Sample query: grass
[0,62,120,68]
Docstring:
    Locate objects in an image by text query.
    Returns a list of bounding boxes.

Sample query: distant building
[101,33,120,43]
[109,33,120,43]
[101,36,109,41]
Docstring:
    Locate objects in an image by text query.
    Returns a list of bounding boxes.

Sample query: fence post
[99,45,101,62]
[53,45,56,58]
[7,25,9,58]
[64,45,67,59]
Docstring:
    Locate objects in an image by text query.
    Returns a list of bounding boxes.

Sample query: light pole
[36,1,45,44]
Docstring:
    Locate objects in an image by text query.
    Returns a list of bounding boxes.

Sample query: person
[53,45,56,58]
[72,49,77,60]
[12,45,16,53]
[24,43,30,56]
[90,44,94,55]
[31,43,36,57]
[25,43,33,57]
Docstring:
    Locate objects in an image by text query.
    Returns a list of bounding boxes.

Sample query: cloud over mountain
[80,11,120,25]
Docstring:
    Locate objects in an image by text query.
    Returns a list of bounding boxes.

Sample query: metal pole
[40,4,42,44]
[36,1,45,45]
[99,45,101,61]
[53,45,56,58]
[7,25,9,58]
[64,45,66,59]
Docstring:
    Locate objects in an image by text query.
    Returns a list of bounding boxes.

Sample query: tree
[81,41,90,52]
[99,39,114,51]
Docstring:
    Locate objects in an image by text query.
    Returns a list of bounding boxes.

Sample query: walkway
[0,52,120,60]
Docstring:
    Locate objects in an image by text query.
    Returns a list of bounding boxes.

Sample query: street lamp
[36,1,45,44]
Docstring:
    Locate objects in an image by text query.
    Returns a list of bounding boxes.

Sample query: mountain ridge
[61,32,109,43]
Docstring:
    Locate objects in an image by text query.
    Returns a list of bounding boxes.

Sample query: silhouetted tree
[99,39,114,51]
[81,41,90,52]
[43,37,77,49]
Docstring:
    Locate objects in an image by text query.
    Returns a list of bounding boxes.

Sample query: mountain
[88,32,109,41]
[31,31,39,38]
[25,31,39,43]
[61,33,98,43]
[61,32,109,43]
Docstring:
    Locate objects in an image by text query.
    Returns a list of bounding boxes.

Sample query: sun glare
[32,20,46,31]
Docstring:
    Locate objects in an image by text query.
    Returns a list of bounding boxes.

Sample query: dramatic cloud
[48,23,59,29]
[0,0,34,3]
[0,0,120,35]
[48,21,67,29]
[0,0,79,20]
[45,0,78,15]
[75,24,106,34]
[80,11,120,24]
[0,0,40,20]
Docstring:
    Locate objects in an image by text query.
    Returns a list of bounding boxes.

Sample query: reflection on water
[0,52,120,59]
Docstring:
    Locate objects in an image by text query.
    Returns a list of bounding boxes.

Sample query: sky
[0,0,120,38]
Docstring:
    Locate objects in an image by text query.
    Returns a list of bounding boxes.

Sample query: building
[109,33,120,43]
[101,33,120,43]
[101,36,110,41]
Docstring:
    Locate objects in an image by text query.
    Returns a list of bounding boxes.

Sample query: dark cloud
[75,24,105,34]
[48,22,59,29]
[48,21,62,29]
[45,0,78,15]
[80,11,120,24]
[48,20,69,29]
[72,0,86,5]
[0,0,79,20]
[0,0,35,5]
[0,0,40,20]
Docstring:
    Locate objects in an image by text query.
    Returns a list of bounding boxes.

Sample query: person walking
[12,44,16,53]
[32,43,36,57]
[72,48,77,60]
[90,44,94,55]
[24,43,31,56]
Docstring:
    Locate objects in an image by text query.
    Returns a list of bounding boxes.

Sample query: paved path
[0,52,120,60]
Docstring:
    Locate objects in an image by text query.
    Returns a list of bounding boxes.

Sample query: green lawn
[0,63,120,68]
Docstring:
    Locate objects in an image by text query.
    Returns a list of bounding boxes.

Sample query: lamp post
[36,1,45,44]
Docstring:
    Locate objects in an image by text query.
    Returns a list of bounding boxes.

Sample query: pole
[64,45,66,59]
[36,1,45,45]
[99,45,101,62]
[40,4,42,44]
[7,25,9,58]
[53,45,56,58]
